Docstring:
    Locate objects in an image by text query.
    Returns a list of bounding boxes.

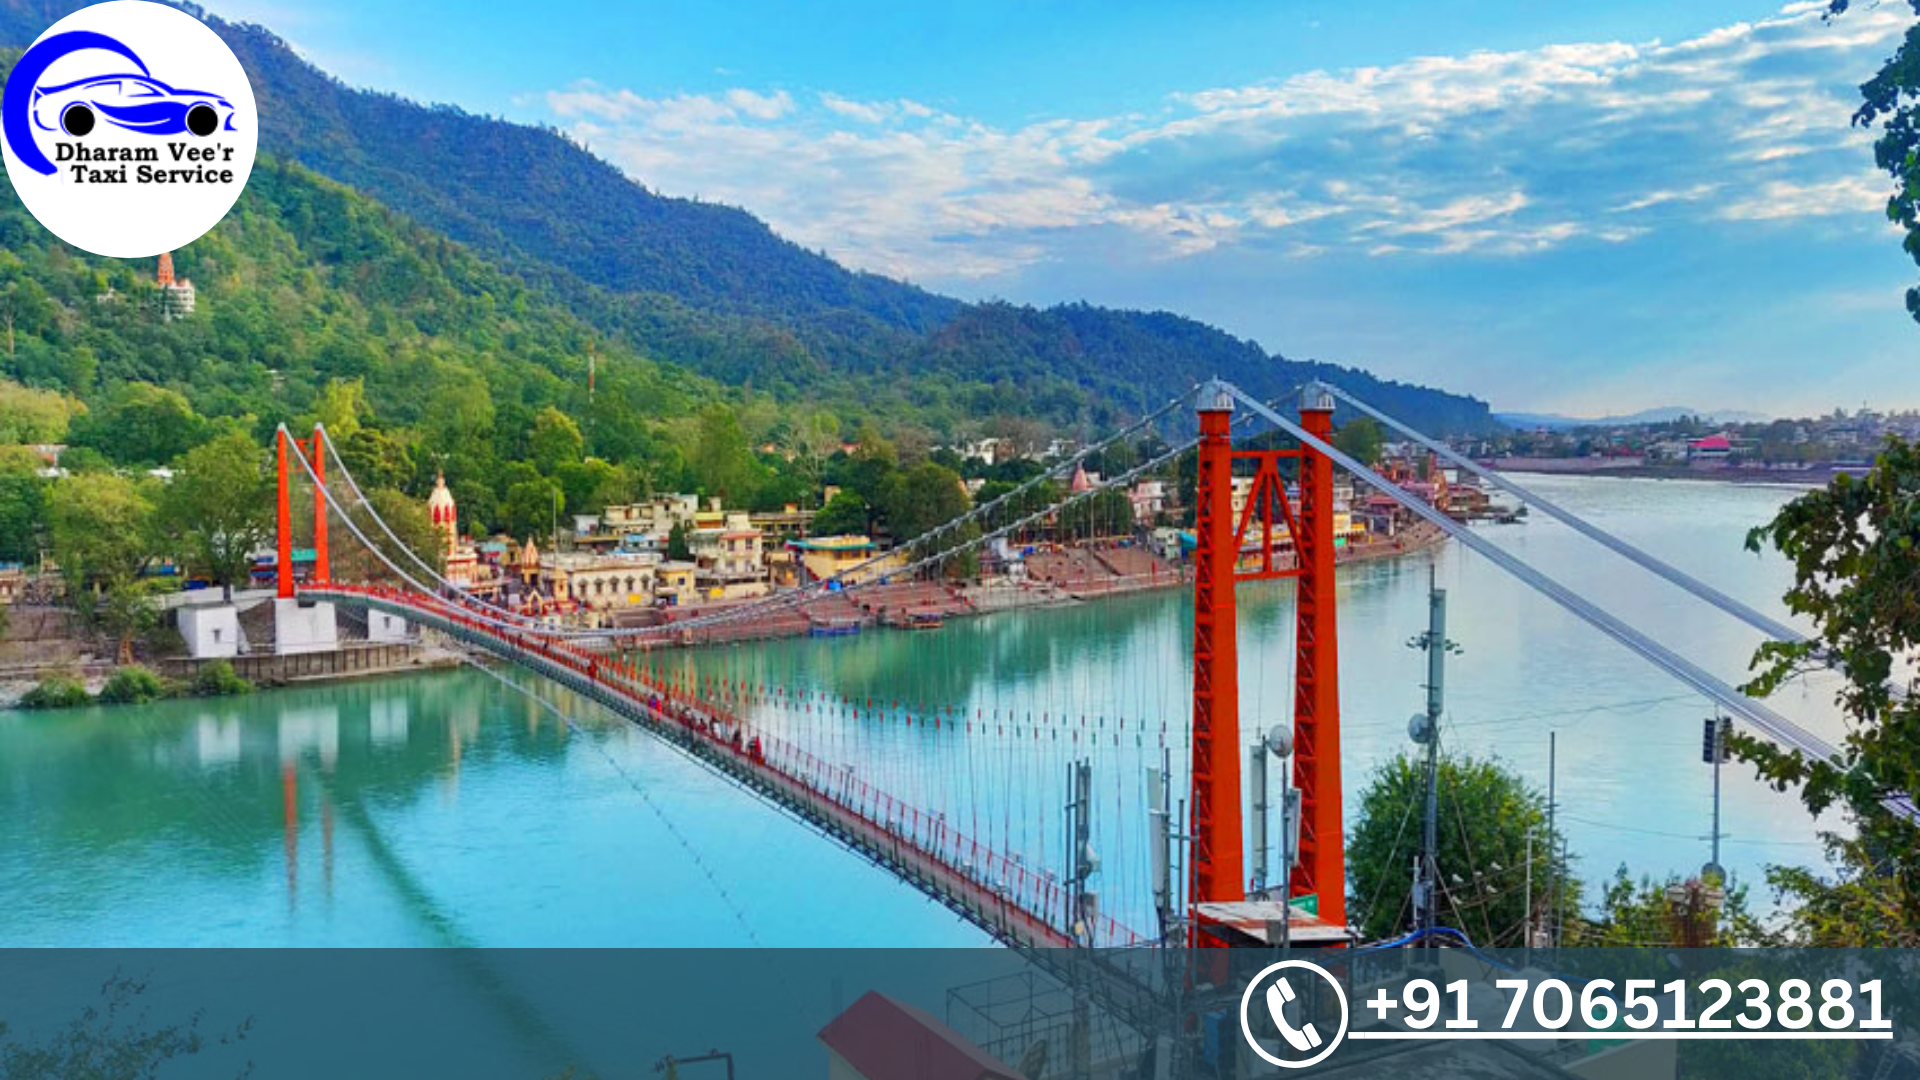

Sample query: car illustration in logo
[31,72,235,138]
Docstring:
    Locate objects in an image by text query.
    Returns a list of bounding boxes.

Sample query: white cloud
[536,2,1908,281]
[1718,175,1889,221]
[1612,184,1720,212]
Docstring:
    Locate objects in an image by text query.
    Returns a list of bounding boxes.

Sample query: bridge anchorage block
[366,611,410,644]
[274,597,339,656]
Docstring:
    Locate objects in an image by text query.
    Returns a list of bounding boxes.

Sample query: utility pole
[1065,758,1095,1080]
[1546,731,1558,949]
[1147,756,1174,940]
[1067,759,1098,944]
[1249,740,1269,893]
[1702,713,1730,881]
[1523,829,1534,964]
[1407,574,1457,942]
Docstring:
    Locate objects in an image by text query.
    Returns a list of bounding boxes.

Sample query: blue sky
[204,0,1919,416]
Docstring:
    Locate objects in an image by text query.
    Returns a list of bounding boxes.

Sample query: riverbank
[0,622,462,709]
[638,521,1453,649]
[1,525,1453,698]
[1486,458,1853,487]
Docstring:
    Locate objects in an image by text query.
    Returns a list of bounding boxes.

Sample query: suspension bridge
[255,377,1890,954]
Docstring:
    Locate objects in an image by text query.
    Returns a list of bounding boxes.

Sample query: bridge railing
[309,582,1150,949]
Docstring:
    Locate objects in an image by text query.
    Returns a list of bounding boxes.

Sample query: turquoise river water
[0,474,1855,946]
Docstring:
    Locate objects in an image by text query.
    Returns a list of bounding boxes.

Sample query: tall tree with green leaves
[1333,418,1386,467]
[64,383,208,467]
[666,519,693,561]
[47,473,156,589]
[336,426,417,492]
[158,433,272,598]
[48,473,161,662]
[503,479,565,544]
[879,461,969,544]
[0,447,47,565]
[1829,1,1920,322]
[309,377,369,440]
[335,487,445,583]
[0,379,79,444]
[811,490,870,537]
[687,403,763,504]
[1740,438,1920,945]
[1346,751,1577,946]
[788,408,843,492]
[528,406,586,475]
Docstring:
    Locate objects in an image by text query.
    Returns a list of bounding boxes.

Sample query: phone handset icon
[1264,977,1323,1053]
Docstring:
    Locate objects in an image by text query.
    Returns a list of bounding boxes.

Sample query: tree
[842,422,898,506]
[666,519,692,561]
[528,406,585,475]
[0,379,79,443]
[987,415,1050,460]
[687,403,763,504]
[1739,438,1920,944]
[47,473,156,589]
[158,433,272,597]
[503,479,564,543]
[49,475,161,662]
[1830,0,1920,323]
[555,457,635,517]
[0,450,47,564]
[792,409,844,488]
[1333,417,1386,467]
[1574,867,1767,947]
[65,383,208,467]
[1056,487,1134,538]
[1346,752,1576,946]
[336,487,444,582]
[87,579,163,664]
[309,377,369,440]
[878,461,968,544]
[811,490,870,537]
[0,973,251,1080]
[336,426,417,492]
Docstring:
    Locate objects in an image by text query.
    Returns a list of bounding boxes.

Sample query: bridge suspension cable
[297,384,1204,641]
[1227,387,1920,827]
[283,414,1204,645]
[1321,384,1807,645]
[623,383,1204,637]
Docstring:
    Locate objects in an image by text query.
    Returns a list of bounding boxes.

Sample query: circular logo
[1238,959,1350,1071]
[2,0,256,257]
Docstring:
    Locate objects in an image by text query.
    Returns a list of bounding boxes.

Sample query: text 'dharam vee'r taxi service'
[0,0,256,256]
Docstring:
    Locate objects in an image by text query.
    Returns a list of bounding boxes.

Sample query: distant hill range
[0,0,1497,434]
[1495,406,1771,430]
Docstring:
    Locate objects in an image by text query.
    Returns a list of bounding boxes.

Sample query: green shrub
[96,665,174,705]
[19,675,91,709]
[189,659,252,697]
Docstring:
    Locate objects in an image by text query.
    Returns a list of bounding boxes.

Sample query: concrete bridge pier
[274,597,339,655]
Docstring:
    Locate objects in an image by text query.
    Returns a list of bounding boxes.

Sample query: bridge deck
[305,585,1149,951]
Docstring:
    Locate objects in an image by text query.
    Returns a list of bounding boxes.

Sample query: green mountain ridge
[0,0,1494,435]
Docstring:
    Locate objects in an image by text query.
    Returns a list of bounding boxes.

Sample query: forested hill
[0,0,1497,434]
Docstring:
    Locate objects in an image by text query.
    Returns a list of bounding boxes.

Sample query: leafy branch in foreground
[1829,0,1920,323]
[0,973,252,1080]
[1740,436,1920,945]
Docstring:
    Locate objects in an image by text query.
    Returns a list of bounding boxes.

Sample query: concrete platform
[273,597,338,656]
[176,603,240,659]
[1191,899,1357,947]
